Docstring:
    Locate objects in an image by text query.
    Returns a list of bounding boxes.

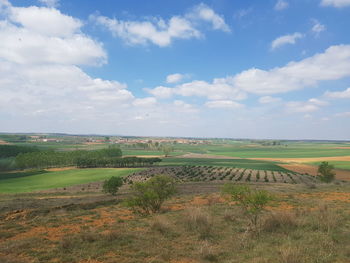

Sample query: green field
[172,143,350,158]
[0,168,141,193]
[161,158,288,171]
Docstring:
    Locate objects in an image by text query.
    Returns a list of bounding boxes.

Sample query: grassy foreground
[0,168,141,193]
[0,183,349,263]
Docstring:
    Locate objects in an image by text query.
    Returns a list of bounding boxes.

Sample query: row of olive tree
[76,157,162,168]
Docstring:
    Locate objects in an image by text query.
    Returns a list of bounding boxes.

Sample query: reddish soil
[298,192,350,203]
[179,153,242,159]
[0,140,10,145]
[280,163,350,181]
[252,156,350,162]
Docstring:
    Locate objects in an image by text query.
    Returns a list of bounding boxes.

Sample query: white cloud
[324,87,350,98]
[132,97,157,107]
[38,0,59,8]
[147,45,350,100]
[173,100,199,113]
[92,3,229,47]
[271,32,303,50]
[311,19,326,35]
[335,112,350,117]
[10,6,80,37]
[286,98,328,113]
[258,96,281,104]
[146,86,174,99]
[166,73,184,84]
[274,0,289,11]
[0,5,106,66]
[234,8,253,19]
[205,100,244,109]
[0,1,135,122]
[165,79,246,100]
[189,3,230,32]
[321,0,350,8]
[235,45,350,94]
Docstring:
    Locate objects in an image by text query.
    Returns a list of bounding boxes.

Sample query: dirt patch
[125,155,162,158]
[83,142,105,145]
[252,156,350,163]
[0,140,10,145]
[171,259,198,263]
[298,192,350,203]
[280,163,350,181]
[9,224,81,241]
[330,147,350,149]
[45,167,76,172]
[178,153,242,159]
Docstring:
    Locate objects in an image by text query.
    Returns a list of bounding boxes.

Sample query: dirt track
[252,156,350,162]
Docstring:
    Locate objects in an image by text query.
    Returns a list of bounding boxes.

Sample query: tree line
[0,145,39,158]
[15,146,161,169]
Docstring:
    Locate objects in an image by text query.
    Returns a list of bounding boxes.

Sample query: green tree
[222,184,273,231]
[102,176,123,195]
[162,145,173,157]
[126,175,177,214]
[317,161,335,183]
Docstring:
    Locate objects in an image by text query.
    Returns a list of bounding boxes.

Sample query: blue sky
[1,0,350,139]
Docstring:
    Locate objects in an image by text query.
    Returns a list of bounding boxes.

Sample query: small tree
[162,145,174,157]
[126,175,177,214]
[102,176,123,195]
[317,161,335,183]
[222,184,273,231]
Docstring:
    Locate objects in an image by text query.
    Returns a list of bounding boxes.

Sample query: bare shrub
[263,211,298,232]
[59,236,75,250]
[0,255,27,263]
[104,229,119,241]
[223,209,236,222]
[80,230,99,243]
[199,241,217,262]
[185,208,213,240]
[279,245,304,263]
[151,216,171,235]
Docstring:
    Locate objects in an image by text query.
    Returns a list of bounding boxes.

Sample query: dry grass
[185,207,213,240]
[150,216,172,235]
[199,241,218,262]
[263,210,298,232]
[279,245,304,263]
[0,183,349,263]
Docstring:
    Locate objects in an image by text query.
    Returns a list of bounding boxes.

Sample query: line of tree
[0,145,39,158]
[15,146,161,169]
[15,146,122,169]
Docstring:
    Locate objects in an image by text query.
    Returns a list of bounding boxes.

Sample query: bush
[222,184,273,230]
[185,208,213,240]
[317,161,335,183]
[102,176,123,195]
[263,211,298,232]
[125,175,176,214]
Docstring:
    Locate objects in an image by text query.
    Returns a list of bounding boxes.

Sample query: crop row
[124,165,319,185]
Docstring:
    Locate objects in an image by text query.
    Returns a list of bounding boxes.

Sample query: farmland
[0,135,349,263]
[0,168,141,194]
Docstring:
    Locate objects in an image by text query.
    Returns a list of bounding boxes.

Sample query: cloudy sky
[0,0,350,139]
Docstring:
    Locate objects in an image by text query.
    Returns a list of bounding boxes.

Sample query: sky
[0,0,350,140]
